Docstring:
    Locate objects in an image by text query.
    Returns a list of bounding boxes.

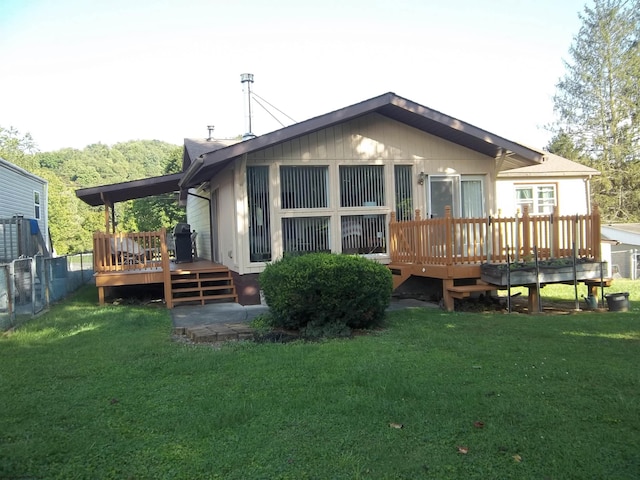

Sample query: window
[516,185,556,214]
[394,165,413,221]
[341,214,386,254]
[34,191,41,220]
[280,166,328,209]
[340,165,385,208]
[427,175,484,218]
[282,217,330,254]
[247,167,271,262]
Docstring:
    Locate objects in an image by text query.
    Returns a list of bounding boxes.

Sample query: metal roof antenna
[241,73,256,141]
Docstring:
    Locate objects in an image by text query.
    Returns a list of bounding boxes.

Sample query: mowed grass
[1,284,639,479]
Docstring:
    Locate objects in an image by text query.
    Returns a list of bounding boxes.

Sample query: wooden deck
[389,205,604,312]
[93,230,237,308]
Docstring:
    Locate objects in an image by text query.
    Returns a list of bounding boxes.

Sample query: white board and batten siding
[0,158,49,259]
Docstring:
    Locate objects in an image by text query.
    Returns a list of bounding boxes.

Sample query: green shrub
[259,253,393,335]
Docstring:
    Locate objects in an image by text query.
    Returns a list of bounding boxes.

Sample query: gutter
[178,156,204,189]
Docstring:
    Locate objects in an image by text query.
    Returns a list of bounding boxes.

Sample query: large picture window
[282,217,330,254]
[280,166,328,209]
[340,165,385,208]
[516,185,556,214]
[341,214,386,254]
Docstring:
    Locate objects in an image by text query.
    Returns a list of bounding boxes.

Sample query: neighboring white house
[0,157,50,262]
[496,152,600,217]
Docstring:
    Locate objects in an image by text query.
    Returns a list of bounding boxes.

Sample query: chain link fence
[0,252,94,331]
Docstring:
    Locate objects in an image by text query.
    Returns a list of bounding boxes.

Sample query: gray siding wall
[0,160,49,258]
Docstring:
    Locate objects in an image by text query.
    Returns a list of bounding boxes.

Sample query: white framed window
[280,166,328,209]
[34,191,41,220]
[341,214,387,254]
[339,165,385,208]
[427,175,485,218]
[282,217,331,254]
[516,184,556,214]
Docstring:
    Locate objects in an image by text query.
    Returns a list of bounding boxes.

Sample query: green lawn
[1,283,639,479]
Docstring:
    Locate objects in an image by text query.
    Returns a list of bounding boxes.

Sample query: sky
[0,0,589,153]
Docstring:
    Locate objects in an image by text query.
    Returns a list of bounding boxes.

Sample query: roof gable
[497,152,601,178]
[181,92,547,187]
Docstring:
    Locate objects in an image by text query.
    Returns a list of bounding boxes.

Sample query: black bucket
[604,292,630,312]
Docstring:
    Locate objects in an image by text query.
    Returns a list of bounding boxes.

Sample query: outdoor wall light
[417,172,426,185]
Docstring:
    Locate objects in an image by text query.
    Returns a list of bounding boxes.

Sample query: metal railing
[0,252,94,331]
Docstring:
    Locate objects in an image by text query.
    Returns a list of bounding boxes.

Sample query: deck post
[159,227,173,309]
[527,285,540,313]
[442,278,454,312]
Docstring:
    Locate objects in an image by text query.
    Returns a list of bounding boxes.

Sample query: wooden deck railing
[390,205,601,266]
[93,229,169,273]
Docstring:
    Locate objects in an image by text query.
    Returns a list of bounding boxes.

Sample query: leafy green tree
[552,0,640,221]
[123,145,185,232]
[0,126,38,168]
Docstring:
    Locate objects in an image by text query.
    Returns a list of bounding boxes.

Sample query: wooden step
[447,284,497,299]
[170,266,238,306]
[388,264,413,290]
[172,293,238,305]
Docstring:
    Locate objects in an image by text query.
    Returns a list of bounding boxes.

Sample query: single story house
[0,157,50,262]
[76,92,603,310]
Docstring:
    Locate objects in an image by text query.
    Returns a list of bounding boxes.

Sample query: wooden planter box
[481,261,607,287]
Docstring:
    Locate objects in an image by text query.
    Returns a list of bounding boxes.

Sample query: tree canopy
[552,0,640,221]
[1,126,184,254]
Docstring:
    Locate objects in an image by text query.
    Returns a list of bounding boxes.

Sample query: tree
[0,126,38,168]
[552,0,640,221]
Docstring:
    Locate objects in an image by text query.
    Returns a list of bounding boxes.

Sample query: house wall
[0,159,49,259]
[237,113,496,274]
[496,177,590,217]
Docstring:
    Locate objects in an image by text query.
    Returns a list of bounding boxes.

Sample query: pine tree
[553,0,640,221]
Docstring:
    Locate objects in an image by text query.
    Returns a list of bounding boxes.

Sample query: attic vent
[207,125,215,141]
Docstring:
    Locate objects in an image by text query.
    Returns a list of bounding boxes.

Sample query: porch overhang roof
[181,92,546,187]
[75,173,182,206]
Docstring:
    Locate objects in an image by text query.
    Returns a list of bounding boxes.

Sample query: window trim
[33,190,41,220]
[515,183,557,215]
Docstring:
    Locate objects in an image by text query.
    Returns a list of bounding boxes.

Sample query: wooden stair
[171,265,238,306]
[446,282,497,300]
[388,263,413,290]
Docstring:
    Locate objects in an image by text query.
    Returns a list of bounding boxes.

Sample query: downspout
[585,175,592,213]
